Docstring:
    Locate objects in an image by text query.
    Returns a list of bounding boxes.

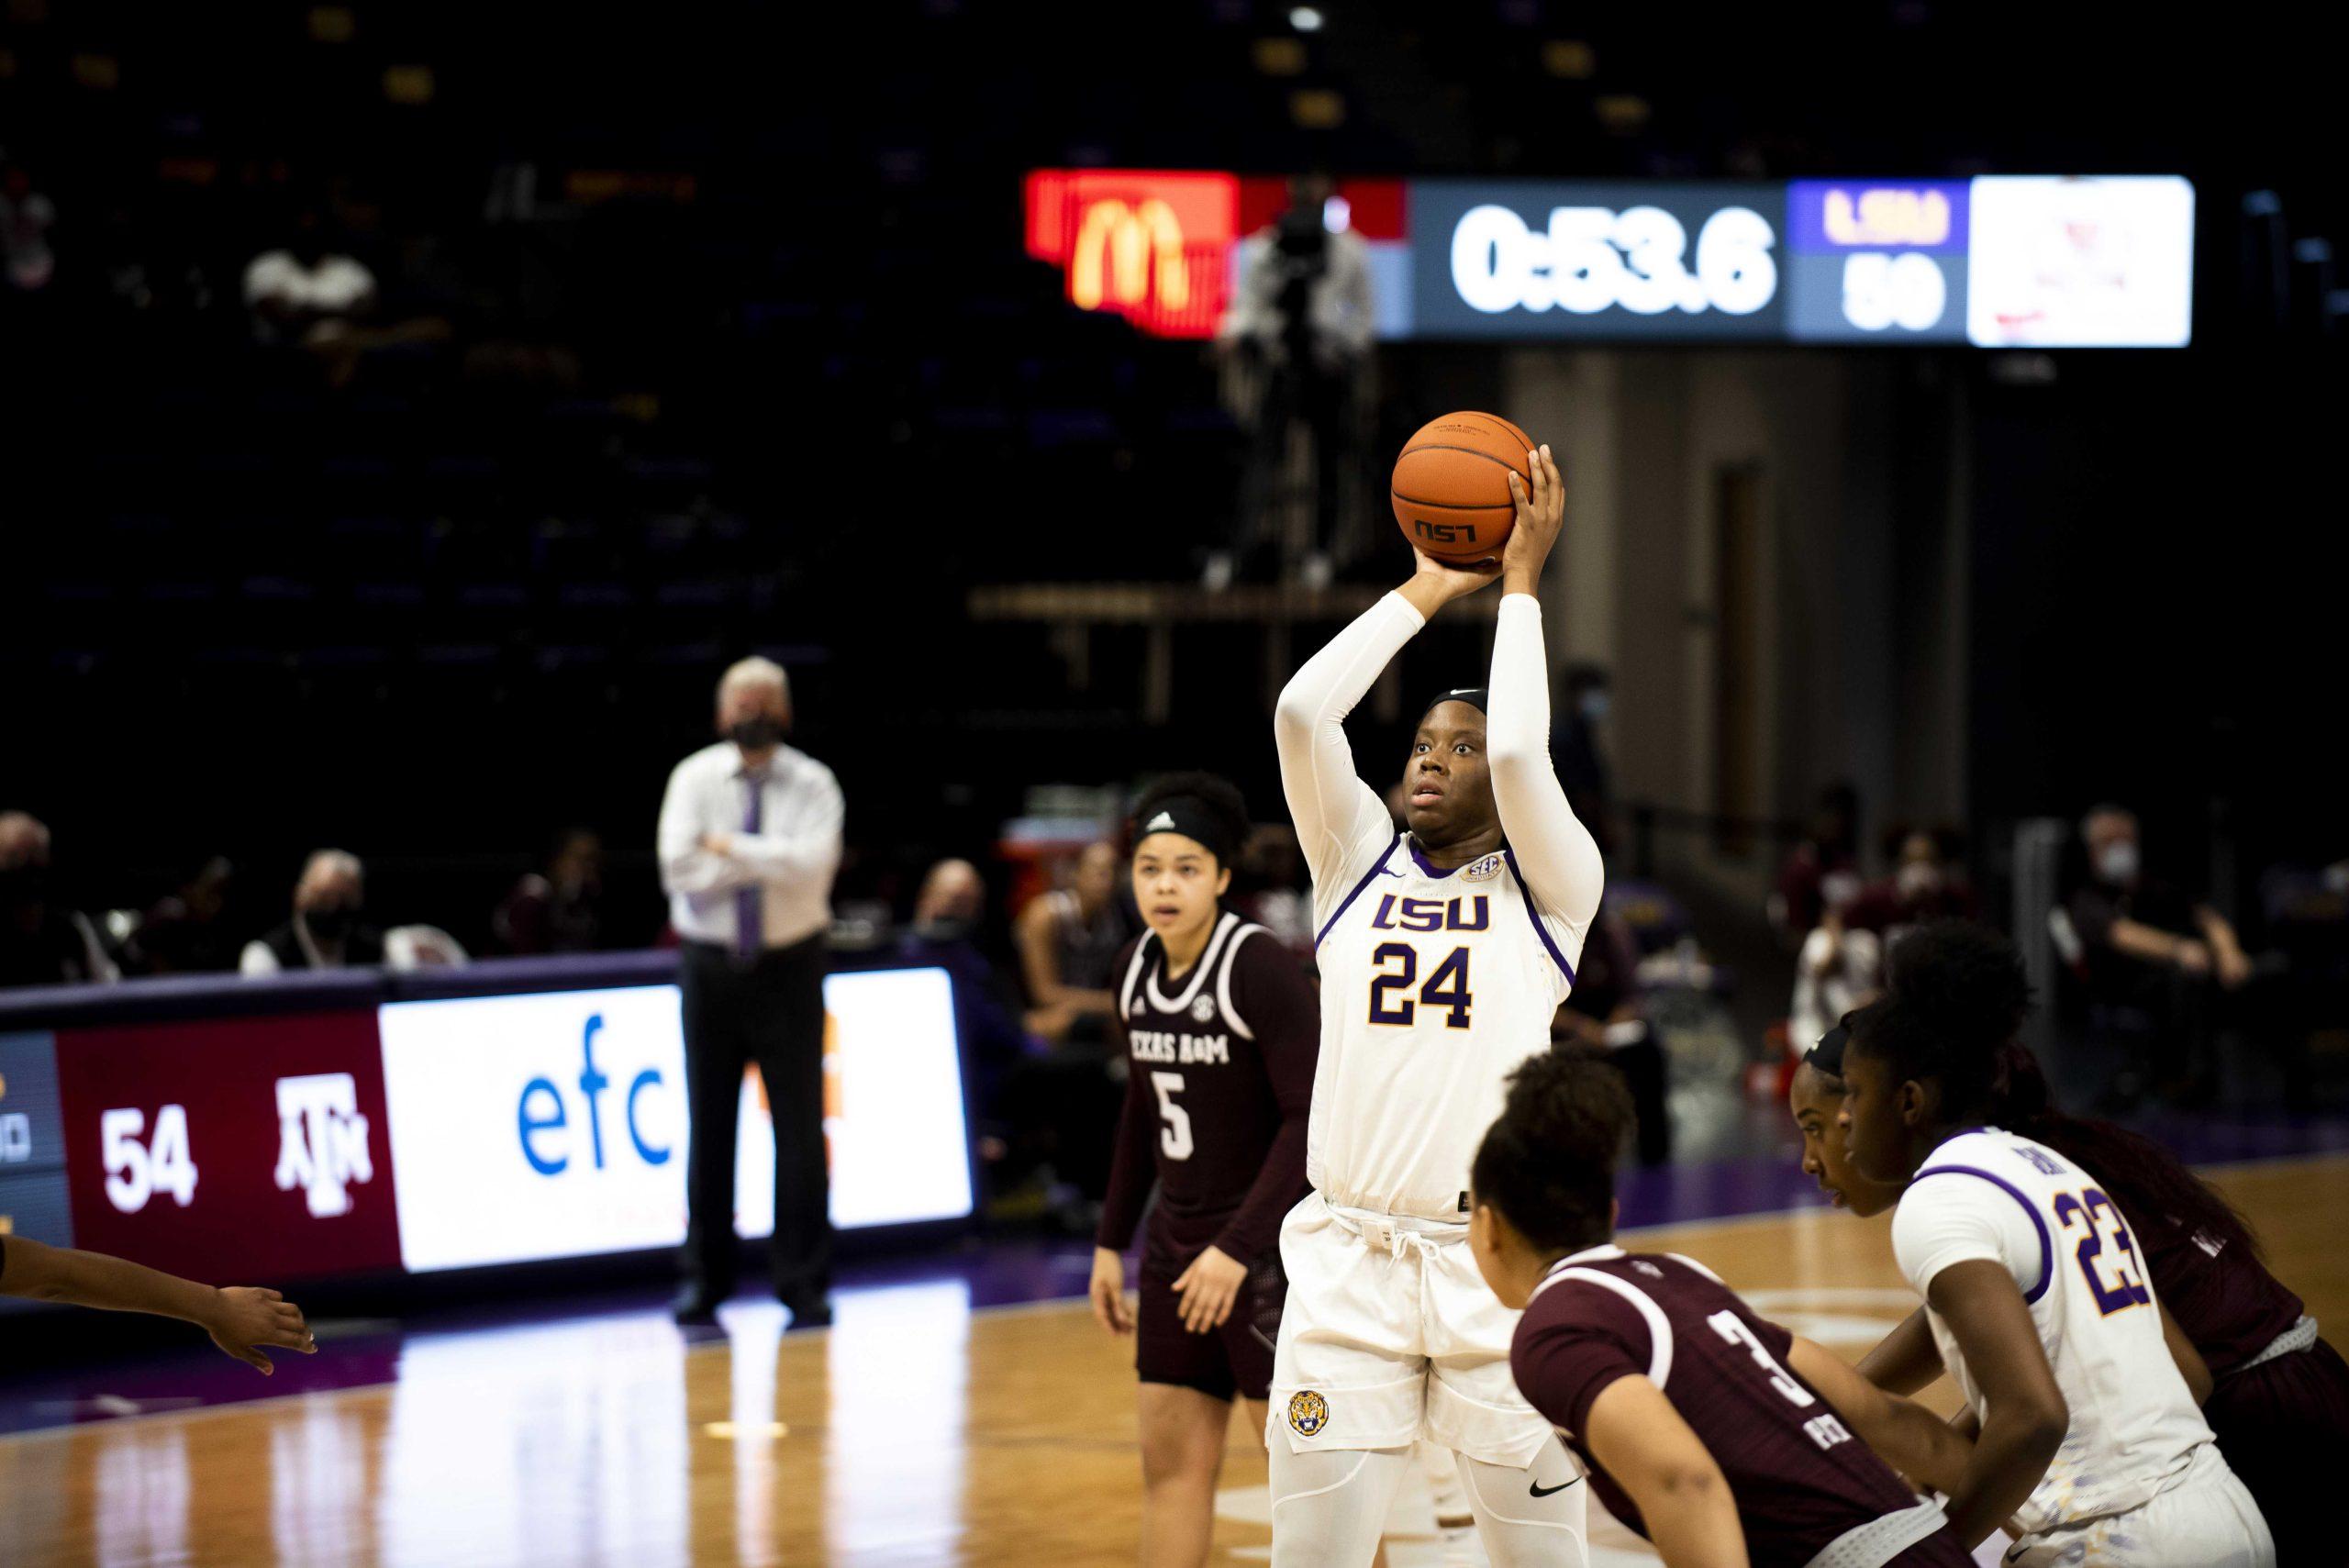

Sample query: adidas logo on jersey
[1144,811,1176,832]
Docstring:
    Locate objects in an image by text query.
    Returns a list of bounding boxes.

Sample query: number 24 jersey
[1308,833,1583,1223]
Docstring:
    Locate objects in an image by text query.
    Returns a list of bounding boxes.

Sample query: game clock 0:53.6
[1412,181,1789,339]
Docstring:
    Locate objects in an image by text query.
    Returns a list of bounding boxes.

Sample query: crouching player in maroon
[1088,773,1320,1568]
[1467,1052,1977,1568]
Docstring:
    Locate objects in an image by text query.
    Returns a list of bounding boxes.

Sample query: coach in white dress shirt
[657,656,844,1328]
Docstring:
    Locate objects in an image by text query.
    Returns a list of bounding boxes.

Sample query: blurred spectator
[0,158,57,294]
[1770,782,1863,940]
[492,829,607,955]
[1791,912,1882,1056]
[1846,826,1978,938]
[0,812,118,988]
[898,859,1038,1145]
[1015,840,1130,1046]
[1231,824,1313,959]
[1555,662,1618,857]
[243,211,377,348]
[1553,903,1668,1164]
[127,856,239,974]
[2054,805,2253,1102]
[1218,173,1375,583]
[240,850,383,974]
[2065,805,2252,992]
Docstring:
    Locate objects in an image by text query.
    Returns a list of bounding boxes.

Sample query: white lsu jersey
[1894,1128,2217,1540]
[1307,832,1581,1222]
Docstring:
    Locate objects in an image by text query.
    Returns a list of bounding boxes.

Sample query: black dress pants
[678,935,829,1304]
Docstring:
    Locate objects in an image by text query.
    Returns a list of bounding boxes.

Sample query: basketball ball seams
[1389,496,1516,512]
[1395,443,1528,473]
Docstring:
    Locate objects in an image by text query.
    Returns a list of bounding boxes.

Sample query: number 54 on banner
[101,1105,199,1214]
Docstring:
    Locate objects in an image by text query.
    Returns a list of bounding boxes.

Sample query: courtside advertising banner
[379,970,972,1273]
[50,1011,403,1280]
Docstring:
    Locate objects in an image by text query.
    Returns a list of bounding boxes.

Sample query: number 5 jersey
[1095,911,1321,1272]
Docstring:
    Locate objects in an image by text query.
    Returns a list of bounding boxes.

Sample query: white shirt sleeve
[656,754,755,897]
[727,763,845,887]
[1892,1168,2048,1300]
[1274,592,1420,912]
[1486,595,1602,940]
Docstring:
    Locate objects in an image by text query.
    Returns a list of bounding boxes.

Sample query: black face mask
[304,904,356,940]
[727,717,785,750]
[1,862,52,907]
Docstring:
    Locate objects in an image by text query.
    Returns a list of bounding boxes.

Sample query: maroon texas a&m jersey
[1512,1246,1969,1568]
[1095,913,1318,1268]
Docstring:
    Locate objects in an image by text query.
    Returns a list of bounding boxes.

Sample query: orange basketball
[1391,411,1538,566]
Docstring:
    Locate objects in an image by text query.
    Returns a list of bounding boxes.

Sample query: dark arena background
[2,5,2345,1565]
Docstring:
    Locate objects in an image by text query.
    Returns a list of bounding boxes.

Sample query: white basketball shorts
[1265,1191,1553,1469]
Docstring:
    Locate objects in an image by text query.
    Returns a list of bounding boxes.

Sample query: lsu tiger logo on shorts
[1286,1389,1330,1437]
[1462,852,1505,883]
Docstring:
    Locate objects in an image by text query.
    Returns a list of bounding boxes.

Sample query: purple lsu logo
[1368,894,1489,933]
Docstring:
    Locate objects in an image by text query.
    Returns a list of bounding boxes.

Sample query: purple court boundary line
[4,1133,2344,1441]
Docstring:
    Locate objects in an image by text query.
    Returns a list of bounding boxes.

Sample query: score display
[1414,182,1787,339]
[1025,169,2196,346]
[1783,180,1971,342]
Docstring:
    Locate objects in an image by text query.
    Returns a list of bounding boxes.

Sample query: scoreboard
[1026,171,2197,349]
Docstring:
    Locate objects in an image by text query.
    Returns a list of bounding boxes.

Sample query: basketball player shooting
[1265,442,1603,1566]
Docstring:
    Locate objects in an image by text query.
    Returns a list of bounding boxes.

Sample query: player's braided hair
[1471,1049,1634,1252]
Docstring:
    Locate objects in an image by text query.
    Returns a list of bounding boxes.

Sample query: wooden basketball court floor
[3,1152,2343,1568]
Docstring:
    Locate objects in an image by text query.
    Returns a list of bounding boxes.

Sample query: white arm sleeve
[1892,1171,2047,1300]
[1486,595,1603,945]
[1275,592,1421,908]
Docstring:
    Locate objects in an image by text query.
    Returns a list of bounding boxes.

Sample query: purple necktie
[735,771,764,957]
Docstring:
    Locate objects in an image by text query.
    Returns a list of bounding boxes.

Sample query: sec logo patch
[1462,853,1504,883]
[1191,995,1217,1023]
[1286,1389,1329,1438]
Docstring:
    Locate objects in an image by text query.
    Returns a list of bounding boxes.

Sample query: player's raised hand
[206,1286,317,1374]
[1089,1247,1135,1336]
[1170,1245,1248,1335]
[1501,443,1564,593]
[1400,546,1502,619]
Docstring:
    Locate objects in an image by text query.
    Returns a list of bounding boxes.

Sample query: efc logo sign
[1024,170,1238,339]
[517,1014,671,1176]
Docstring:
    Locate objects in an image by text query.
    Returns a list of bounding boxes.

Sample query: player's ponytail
[1988,1038,2265,1262]
[1471,1050,1635,1253]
